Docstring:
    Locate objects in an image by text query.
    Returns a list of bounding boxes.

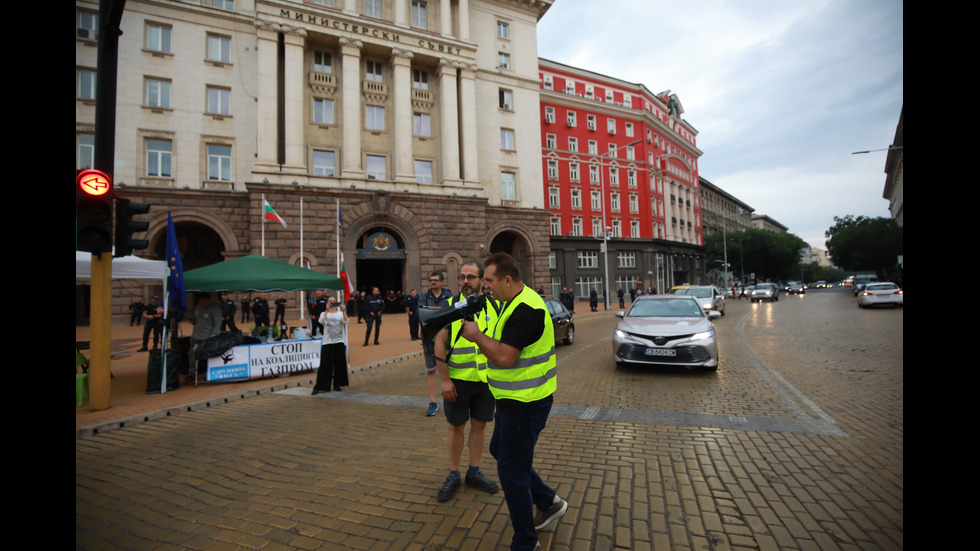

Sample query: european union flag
[167,212,187,314]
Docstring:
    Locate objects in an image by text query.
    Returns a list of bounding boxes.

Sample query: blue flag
[167,212,187,314]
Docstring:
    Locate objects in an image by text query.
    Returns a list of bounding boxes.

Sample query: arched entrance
[152,221,225,270]
[489,230,532,283]
[355,227,407,295]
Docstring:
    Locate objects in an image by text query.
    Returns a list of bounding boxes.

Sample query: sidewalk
[75,304,616,436]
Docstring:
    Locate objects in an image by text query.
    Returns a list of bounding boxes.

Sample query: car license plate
[644,348,676,357]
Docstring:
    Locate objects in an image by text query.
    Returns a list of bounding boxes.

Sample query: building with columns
[76,0,554,320]
[537,59,705,298]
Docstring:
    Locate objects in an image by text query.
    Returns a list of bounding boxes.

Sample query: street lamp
[592,138,643,311]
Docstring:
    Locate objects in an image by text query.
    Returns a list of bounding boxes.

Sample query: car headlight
[615,329,628,339]
[690,329,714,341]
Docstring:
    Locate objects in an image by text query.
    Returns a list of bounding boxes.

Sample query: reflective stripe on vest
[485,285,556,401]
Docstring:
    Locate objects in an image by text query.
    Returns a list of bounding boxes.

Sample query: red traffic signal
[76,169,114,253]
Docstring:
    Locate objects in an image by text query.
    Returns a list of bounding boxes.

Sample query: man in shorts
[419,271,453,416]
[433,261,500,501]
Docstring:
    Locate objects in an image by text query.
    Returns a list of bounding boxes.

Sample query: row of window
[549,188,640,213]
[569,251,637,269]
[546,160,639,186]
[550,217,644,239]
[544,135,639,158]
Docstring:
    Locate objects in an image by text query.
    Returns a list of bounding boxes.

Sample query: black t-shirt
[498,302,545,352]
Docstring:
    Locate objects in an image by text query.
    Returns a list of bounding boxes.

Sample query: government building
[76,0,554,317]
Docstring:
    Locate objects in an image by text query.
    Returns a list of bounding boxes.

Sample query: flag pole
[261,193,266,257]
[300,196,306,321]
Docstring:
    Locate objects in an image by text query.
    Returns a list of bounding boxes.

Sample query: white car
[750,283,779,302]
[857,282,903,308]
[613,296,720,371]
[671,285,725,316]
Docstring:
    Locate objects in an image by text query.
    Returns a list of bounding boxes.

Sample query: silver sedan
[613,296,720,371]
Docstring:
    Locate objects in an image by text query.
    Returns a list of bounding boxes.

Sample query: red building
[538,59,706,299]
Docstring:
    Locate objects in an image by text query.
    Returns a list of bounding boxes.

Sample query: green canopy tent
[184,254,342,292]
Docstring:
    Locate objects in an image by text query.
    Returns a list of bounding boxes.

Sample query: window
[415,160,433,184]
[578,251,598,268]
[575,277,602,297]
[207,144,231,181]
[207,35,231,63]
[212,0,234,10]
[499,88,513,110]
[626,146,635,160]
[365,0,382,18]
[147,139,173,177]
[587,114,596,131]
[591,190,601,210]
[366,60,384,82]
[627,169,637,188]
[611,193,620,212]
[314,51,332,73]
[146,78,171,108]
[78,69,96,100]
[413,112,431,136]
[547,160,558,180]
[550,217,561,236]
[569,162,579,182]
[588,140,598,155]
[78,10,98,40]
[568,137,578,152]
[501,172,516,200]
[366,155,387,180]
[608,143,617,157]
[544,107,555,124]
[497,52,511,69]
[545,134,556,149]
[571,218,582,236]
[589,164,599,184]
[630,220,640,237]
[609,167,619,186]
[146,23,172,53]
[549,187,559,208]
[611,220,621,237]
[313,150,335,176]
[78,134,95,170]
[413,69,429,89]
[549,252,557,270]
[497,21,510,39]
[570,189,581,209]
[412,1,427,28]
[592,218,601,237]
[618,252,636,268]
[625,122,634,137]
[629,193,638,213]
[313,98,334,124]
[607,118,616,134]
[543,76,553,90]
[566,110,576,127]
[365,105,385,131]
[500,128,515,150]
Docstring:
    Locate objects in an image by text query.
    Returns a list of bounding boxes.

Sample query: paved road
[76,288,902,550]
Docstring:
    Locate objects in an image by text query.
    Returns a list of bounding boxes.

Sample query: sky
[537,0,903,249]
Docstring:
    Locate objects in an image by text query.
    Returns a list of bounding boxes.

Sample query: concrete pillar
[391,48,415,183]
[458,63,479,184]
[438,59,461,184]
[340,38,364,178]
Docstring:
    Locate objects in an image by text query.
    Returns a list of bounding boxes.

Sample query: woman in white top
[312,297,350,394]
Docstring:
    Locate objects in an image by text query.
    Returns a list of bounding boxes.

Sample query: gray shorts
[444,379,495,426]
[424,350,437,373]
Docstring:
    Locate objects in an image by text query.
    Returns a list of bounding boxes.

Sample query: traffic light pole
[87,0,126,411]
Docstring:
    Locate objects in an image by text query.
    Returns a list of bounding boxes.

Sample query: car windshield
[866,284,898,291]
[628,299,703,318]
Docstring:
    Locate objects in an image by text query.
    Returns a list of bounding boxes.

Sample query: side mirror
[615,311,625,318]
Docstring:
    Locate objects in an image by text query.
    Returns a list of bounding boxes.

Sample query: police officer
[252,292,270,331]
[310,290,327,336]
[219,291,238,332]
[432,262,500,502]
[363,287,384,346]
[129,298,145,326]
[138,296,164,351]
[460,252,567,551]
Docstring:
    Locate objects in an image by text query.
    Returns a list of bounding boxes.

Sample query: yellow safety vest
[447,295,498,383]
[486,285,556,402]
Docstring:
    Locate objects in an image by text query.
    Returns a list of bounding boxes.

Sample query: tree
[705,228,807,283]
[825,216,903,276]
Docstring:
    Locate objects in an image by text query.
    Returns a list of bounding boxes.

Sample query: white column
[391,49,415,183]
[394,0,407,27]
[441,0,452,37]
[458,63,478,184]
[343,0,357,15]
[254,23,279,168]
[283,28,307,170]
[458,0,470,41]
[340,38,364,178]
[438,59,461,184]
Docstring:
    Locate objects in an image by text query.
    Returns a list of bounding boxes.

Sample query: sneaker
[464,471,499,494]
[437,474,461,502]
[534,496,568,530]
[426,402,439,416]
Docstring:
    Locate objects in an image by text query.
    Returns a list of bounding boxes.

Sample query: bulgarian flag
[263,199,288,230]
[340,252,355,298]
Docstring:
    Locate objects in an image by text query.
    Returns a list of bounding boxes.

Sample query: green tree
[705,228,807,283]
[825,216,903,276]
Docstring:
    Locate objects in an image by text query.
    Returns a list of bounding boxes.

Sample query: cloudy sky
[537,0,903,248]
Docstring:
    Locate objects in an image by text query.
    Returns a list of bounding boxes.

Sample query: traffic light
[114,198,150,257]
[76,169,114,254]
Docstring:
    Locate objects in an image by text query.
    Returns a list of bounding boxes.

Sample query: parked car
[785,281,806,295]
[857,283,903,308]
[670,285,725,316]
[612,296,719,370]
[543,298,575,345]
[750,283,779,302]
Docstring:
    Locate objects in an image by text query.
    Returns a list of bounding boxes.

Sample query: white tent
[75,251,169,282]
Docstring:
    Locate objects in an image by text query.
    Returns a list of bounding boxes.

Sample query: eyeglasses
[458,274,480,281]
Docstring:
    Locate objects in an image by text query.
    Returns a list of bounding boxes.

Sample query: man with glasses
[418,271,453,416]
[432,262,500,502]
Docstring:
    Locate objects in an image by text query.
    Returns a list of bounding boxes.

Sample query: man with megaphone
[458,252,567,551]
[430,261,501,502]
